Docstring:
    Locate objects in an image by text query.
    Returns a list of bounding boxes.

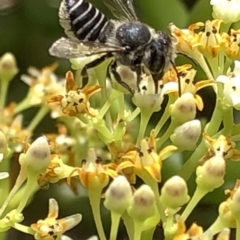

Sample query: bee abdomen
[66,0,109,41]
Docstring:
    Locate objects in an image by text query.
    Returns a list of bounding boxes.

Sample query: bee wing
[102,0,138,21]
[49,37,124,58]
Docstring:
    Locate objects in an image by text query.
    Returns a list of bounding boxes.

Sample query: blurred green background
[0,0,231,239]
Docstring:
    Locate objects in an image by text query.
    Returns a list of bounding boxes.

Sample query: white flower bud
[127,185,155,221]
[196,156,226,192]
[210,0,240,23]
[170,120,201,150]
[170,93,196,124]
[104,176,132,214]
[24,136,51,174]
[0,53,18,81]
[160,176,190,209]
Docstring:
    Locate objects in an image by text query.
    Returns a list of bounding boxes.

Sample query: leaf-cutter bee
[49,0,178,94]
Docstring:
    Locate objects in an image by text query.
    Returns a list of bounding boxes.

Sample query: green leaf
[136,0,188,31]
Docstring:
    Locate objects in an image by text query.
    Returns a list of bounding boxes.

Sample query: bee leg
[110,61,134,94]
[153,76,161,94]
[80,67,89,89]
[80,54,112,88]
[135,65,142,92]
[170,60,181,96]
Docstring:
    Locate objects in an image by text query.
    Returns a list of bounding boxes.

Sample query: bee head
[143,31,174,80]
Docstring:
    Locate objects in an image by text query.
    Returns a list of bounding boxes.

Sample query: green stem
[133,221,144,240]
[27,105,50,132]
[164,211,176,240]
[154,96,173,136]
[109,212,121,240]
[141,228,155,240]
[157,121,178,148]
[0,78,9,108]
[127,107,140,122]
[178,102,223,181]
[136,109,153,146]
[12,223,34,235]
[222,108,233,135]
[0,155,28,217]
[98,90,121,119]
[207,217,226,235]
[9,174,39,209]
[95,62,113,132]
[88,190,107,240]
[147,180,166,223]
[236,219,240,240]
[0,152,12,240]
[181,187,207,221]
[14,98,32,114]
[15,172,39,214]
[122,212,134,240]
[0,152,12,208]
[118,92,125,119]
[218,53,225,75]
[178,140,206,181]
[197,55,214,80]
[207,57,219,79]
[223,58,233,75]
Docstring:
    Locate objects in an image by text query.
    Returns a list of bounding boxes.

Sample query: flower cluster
[1,0,240,240]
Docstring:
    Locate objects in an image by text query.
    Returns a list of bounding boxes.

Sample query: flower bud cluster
[104,176,156,222]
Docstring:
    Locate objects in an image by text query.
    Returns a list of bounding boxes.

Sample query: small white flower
[132,73,177,112]
[21,64,65,108]
[217,60,240,110]
[210,0,240,23]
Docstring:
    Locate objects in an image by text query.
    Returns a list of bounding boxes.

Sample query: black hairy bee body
[66,0,109,41]
[50,0,177,93]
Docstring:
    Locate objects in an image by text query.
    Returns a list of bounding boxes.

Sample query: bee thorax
[116,22,152,49]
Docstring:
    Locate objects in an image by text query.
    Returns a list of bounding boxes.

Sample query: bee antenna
[170,61,181,96]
